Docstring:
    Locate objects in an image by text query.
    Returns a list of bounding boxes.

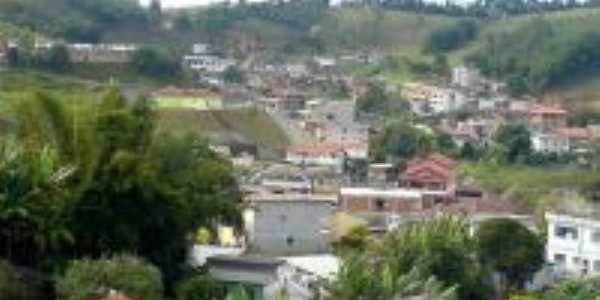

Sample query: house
[531,132,570,153]
[557,126,600,153]
[368,163,396,187]
[444,119,497,147]
[546,207,600,279]
[528,104,568,133]
[338,187,434,216]
[183,55,236,73]
[243,194,337,255]
[451,66,482,89]
[286,140,368,171]
[286,63,309,79]
[258,92,307,112]
[192,43,211,55]
[312,56,336,73]
[66,43,137,63]
[150,86,225,110]
[248,164,313,194]
[399,153,458,197]
[207,256,292,300]
[403,83,467,115]
[207,255,331,300]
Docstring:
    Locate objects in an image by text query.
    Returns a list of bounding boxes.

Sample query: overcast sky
[140,0,471,8]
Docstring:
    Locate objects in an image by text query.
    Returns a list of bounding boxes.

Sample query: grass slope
[460,162,600,210]
[157,108,290,153]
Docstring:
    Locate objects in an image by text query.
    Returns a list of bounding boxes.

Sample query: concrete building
[183,55,236,73]
[243,194,337,255]
[546,210,600,278]
[531,132,570,153]
[338,187,432,216]
[66,43,137,63]
[286,140,368,171]
[528,104,568,133]
[207,256,293,300]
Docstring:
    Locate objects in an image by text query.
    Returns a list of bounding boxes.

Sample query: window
[374,198,385,211]
[280,214,287,222]
[592,231,600,243]
[555,225,578,239]
[554,253,566,265]
[286,236,295,246]
[593,261,600,273]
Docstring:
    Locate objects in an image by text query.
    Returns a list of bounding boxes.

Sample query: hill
[448,8,600,106]
[157,108,290,157]
[0,0,145,42]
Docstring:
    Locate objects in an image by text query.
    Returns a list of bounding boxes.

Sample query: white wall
[546,213,600,278]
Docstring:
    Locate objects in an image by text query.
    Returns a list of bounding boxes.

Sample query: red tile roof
[402,153,457,182]
[557,127,590,140]
[528,104,567,115]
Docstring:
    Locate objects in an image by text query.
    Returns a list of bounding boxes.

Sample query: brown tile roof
[287,140,366,156]
[557,127,590,140]
[528,104,567,115]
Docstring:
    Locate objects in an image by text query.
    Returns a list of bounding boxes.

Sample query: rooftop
[247,193,338,203]
[340,187,422,199]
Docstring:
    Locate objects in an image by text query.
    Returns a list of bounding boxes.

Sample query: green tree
[356,83,388,119]
[493,123,531,164]
[44,44,71,72]
[380,215,490,300]
[223,66,245,84]
[57,255,163,300]
[0,260,31,300]
[370,120,421,162]
[433,54,450,77]
[543,276,600,300]
[475,219,544,298]
[435,132,457,156]
[176,275,225,300]
[131,48,180,78]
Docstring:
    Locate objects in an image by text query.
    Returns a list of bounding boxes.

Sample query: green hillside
[448,8,600,105]
[157,108,290,154]
[0,0,145,42]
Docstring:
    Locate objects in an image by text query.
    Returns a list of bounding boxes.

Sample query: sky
[140,0,475,8]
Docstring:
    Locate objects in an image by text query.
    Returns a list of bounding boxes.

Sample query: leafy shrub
[57,255,163,300]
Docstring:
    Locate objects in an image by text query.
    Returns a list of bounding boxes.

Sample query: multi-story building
[528,104,568,133]
[546,210,600,278]
[243,194,337,255]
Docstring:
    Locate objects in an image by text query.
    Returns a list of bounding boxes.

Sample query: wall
[247,201,335,255]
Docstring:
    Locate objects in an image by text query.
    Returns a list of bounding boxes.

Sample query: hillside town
[4,1,600,300]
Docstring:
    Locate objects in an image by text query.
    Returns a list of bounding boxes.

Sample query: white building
[452,66,481,88]
[183,55,236,73]
[546,211,600,278]
[286,140,367,171]
[531,133,570,153]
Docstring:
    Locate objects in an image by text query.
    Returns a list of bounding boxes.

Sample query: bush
[0,260,30,300]
[425,19,479,53]
[57,255,163,300]
[176,275,225,300]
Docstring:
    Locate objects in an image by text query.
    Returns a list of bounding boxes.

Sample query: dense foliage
[131,48,182,79]
[475,219,544,293]
[0,0,145,42]
[425,19,478,53]
[0,87,241,296]
[331,215,490,300]
[57,255,163,300]
[469,19,600,94]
